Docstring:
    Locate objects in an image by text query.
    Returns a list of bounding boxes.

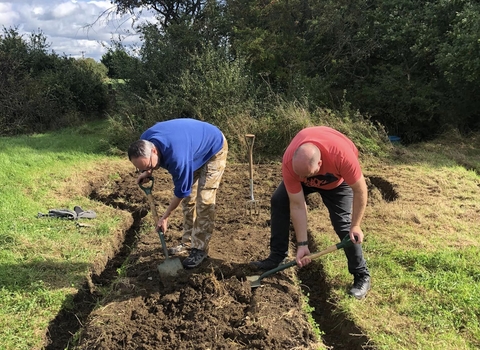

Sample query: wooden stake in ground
[245,134,259,216]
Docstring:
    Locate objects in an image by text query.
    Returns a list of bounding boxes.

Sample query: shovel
[139,177,183,277]
[245,134,259,216]
[247,235,354,288]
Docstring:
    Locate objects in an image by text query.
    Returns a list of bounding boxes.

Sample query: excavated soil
[45,163,382,350]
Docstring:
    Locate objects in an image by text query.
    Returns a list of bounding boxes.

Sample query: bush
[0,27,109,135]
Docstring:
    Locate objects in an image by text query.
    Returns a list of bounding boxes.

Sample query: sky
[0,0,155,61]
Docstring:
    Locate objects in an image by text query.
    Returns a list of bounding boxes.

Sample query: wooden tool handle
[304,244,338,261]
[302,236,353,262]
[146,193,160,224]
[245,134,255,179]
[142,187,172,259]
[258,236,354,280]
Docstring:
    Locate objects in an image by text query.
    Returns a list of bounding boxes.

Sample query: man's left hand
[350,225,364,244]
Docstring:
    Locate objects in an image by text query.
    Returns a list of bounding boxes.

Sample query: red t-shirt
[282,126,362,193]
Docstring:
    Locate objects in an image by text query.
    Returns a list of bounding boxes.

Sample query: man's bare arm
[349,175,368,243]
[288,190,308,243]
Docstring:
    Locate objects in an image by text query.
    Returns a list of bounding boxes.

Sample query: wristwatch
[297,240,308,247]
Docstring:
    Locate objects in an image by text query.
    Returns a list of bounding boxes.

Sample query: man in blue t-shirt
[128,118,228,269]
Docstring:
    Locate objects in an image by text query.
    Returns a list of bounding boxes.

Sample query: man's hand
[296,246,311,267]
[157,216,168,233]
[350,225,364,244]
[136,171,152,185]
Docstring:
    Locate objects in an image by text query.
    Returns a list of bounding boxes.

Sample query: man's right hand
[157,216,168,233]
[296,246,311,267]
[137,171,152,185]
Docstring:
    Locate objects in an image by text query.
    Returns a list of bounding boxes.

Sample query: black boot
[250,257,283,271]
[349,274,371,300]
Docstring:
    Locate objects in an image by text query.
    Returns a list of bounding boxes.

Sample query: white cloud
[52,2,77,18]
[32,6,45,16]
[0,3,20,26]
[2,0,154,61]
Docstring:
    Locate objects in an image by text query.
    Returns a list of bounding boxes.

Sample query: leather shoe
[349,274,371,300]
[250,257,281,271]
[182,248,207,269]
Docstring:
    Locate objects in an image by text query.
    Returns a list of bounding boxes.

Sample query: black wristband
[297,241,308,247]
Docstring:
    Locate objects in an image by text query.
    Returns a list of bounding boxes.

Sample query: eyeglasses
[146,153,154,171]
[135,153,155,174]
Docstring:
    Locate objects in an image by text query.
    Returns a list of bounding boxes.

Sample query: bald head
[292,143,322,177]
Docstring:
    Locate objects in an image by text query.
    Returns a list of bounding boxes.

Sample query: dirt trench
[44,164,392,349]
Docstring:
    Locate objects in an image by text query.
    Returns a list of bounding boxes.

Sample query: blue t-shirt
[140,119,224,198]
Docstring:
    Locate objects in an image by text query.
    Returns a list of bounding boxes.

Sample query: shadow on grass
[298,263,375,350]
[0,260,90,293]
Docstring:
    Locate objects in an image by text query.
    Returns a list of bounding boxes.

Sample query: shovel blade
[246,274,262,288]
[157,258,183,277]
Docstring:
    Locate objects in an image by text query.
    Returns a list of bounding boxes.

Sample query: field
[1,127,479,349]
[51,153,480,349]
[48,164,328,349]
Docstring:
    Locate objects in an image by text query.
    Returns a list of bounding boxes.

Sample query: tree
[226,0,310,94]
[113,0,206,27]
[101,48,134,78]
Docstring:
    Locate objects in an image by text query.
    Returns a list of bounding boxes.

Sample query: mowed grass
[0,121,132,350]
[309,133,480,349]
[0,122,479,350]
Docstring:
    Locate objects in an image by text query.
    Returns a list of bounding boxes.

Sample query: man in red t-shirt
[251,126,371,299]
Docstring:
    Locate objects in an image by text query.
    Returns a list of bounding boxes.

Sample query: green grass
[313,236,480,349]
[308,133,480,349]
[0,121,130,350]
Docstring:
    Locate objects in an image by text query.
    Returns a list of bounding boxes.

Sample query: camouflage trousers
[181,135,228,252]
